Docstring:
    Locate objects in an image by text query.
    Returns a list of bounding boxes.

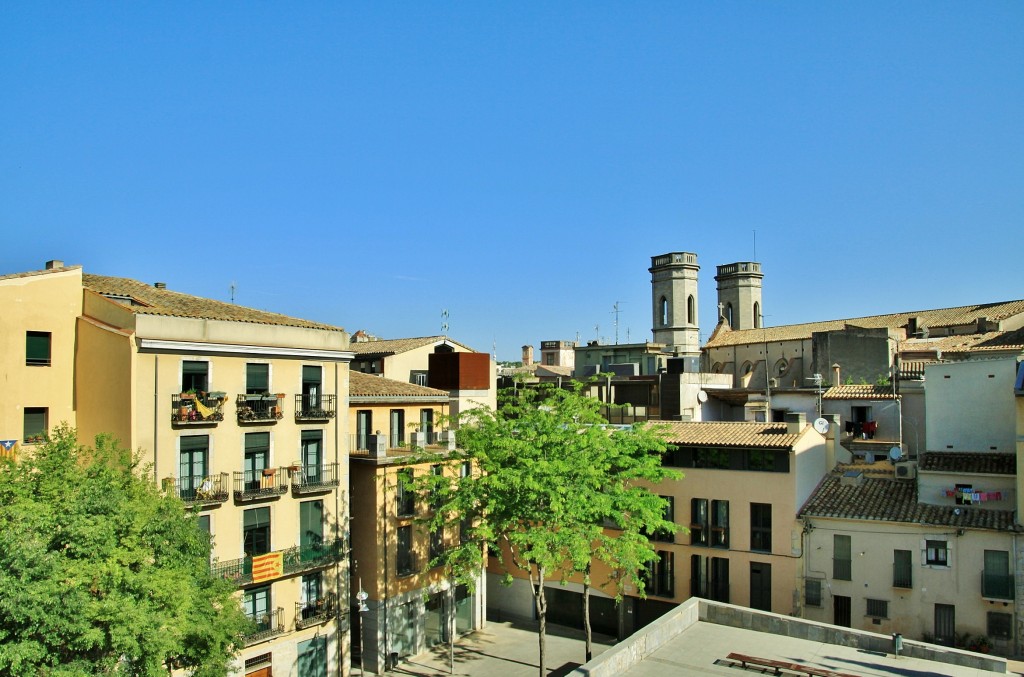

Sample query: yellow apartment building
[348,371,485,674]
[1,261,353,677]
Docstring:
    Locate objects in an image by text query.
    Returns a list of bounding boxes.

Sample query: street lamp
[356,581,369,677]
[438,579,454,674]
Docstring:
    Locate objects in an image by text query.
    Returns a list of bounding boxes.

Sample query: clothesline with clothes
[844,420,878,439]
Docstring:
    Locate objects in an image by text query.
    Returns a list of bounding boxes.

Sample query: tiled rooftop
[348,371,449,399]
[799,468,1019,531]
[657,421,802,449]
[83,274,343,331]
[348,335,474,356]
[822,385,898,400]
[919,451,1015,475]
[705,299,1024,348]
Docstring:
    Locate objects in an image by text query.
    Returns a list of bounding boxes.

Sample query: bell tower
[715,262,764,330]
[649,252,700,357]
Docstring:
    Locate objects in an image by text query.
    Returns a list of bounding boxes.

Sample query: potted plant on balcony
[288,461,301,472]
[262,468,276,477]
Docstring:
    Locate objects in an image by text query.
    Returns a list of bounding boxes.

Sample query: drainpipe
[153,354,159,484]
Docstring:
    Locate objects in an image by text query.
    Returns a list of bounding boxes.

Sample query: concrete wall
[811,327,894,387]
[926,358,1017,453]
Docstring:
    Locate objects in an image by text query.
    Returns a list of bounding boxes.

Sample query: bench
[725,653,859,677]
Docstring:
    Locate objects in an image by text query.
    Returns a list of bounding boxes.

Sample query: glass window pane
[246,363,269,393]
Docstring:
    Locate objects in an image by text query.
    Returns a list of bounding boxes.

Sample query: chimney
[154,282,167,289]
[45,259,63,270]
[522,345,534,366]
[786,411,806,435]
[369,431,388,458]
[832,363,841,386]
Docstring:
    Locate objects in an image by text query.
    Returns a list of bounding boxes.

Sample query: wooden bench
[726,653,859,677]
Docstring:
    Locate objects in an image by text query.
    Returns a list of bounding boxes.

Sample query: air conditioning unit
[895,461,918,480]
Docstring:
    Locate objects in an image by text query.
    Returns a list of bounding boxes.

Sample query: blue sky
[2,3,1021,361]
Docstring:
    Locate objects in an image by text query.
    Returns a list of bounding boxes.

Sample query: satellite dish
[813,418,829,434]
[889,446,903,463]
[697,390,708,403]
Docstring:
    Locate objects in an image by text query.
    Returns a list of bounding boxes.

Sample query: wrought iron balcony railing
[282,538,344,576]
[236,394,285,423]
[210,555,253,586]
[295,394,336,420]
[172,392,227,424]
[982,571,1013,600]
[243,607,285,645]
[295,593,337,630]
[291,462,340,495]
[233,469,288,501]
[165,472,230,504]
[893,562,913,589]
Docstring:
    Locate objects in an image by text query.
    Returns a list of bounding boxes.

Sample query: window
[545,353,555,365]
[988,612,1013,640]
[181,360,209,392]
[420,409,434,438]
[711,500,729,548]
[659,296,669,326]
[693,447,729,469]
[866,598,888,619]
[23,407,48,443]
[301,430,322,482]
[834,535,852,580]
[692,555,729,602]
[411,371,428,387]
[459,515,472,545]
[642,551,674,598]
[750,503,771,553]
[397,525,414,576]
[983,550,1012,599]
[302,365,322,406]
[243,584,270,620]
[652,495,675,542]
[429,464,444,510]
[178,435,209,500]
[356,410,372,451]
[805,579,822,607]
[297,635,327,677]
[246,363,269,394]
[925,539,948,566]
[243,432,270,492]
[197,513,211,539]
[300,500,324,551]
[243,507,271,556]
[429,525,444,563]
[396,469,415,517]
[460,461,471,479]
[301,573,322,606]
[893,550,912,588]
[725,303,734,327]
[690,498,708,546]
[687,295,695,324]
[26,331,51,366]
[390,409,405,447]
[753,302,760,328]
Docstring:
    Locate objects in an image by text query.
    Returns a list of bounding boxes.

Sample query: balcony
[601,404,661,424]
[233,469,288,502]
[982,571,1014,600]
[211,556,253,586]
[236,394,285,423]
[295,592,337,630]
[172,392,227,425]
[281,538,345,576]
[243,607,285,645]
[295,394,336,421]
[291,462,340,495]
[165,472,230,505]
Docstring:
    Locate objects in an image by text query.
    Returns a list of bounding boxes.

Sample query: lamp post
[356,581,369,677]
[438,579,454,674]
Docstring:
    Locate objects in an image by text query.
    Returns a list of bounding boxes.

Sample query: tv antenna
[611,301,624,344]
[230,281,236,304]
[441,309,449,338]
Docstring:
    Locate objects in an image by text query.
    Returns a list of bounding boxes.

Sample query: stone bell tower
[649,252,700,357]
[715,261,764,330]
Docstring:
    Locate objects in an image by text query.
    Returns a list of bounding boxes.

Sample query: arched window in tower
[660,297,669,327]
[687,295,695,325]
[725,303,734,327]
[753,302,761,329]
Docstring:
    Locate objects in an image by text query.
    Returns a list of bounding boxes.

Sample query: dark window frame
[26,331,52,366]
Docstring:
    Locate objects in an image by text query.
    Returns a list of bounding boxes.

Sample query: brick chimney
[45,259,63,270]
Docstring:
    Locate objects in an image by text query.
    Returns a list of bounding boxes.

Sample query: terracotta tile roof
[822,385,898,400]
[704,299,1024,348]
[799,470,1019,531]
[82,274,344,331]
[919,452,1015,475]
[349,371,449,399]
[0,265,81,281]
[348,335,475,356]
[945,327,1024,354]
[536,365,573,377]
[658,421,802,449]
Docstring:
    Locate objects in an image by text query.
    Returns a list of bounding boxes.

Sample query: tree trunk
[583,563,593,662]
[534,563,547,677]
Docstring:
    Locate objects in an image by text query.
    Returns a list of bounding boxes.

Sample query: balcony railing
[982,571,1014,600]
[281,538,345,576]
[211,556,253,586]
[172,392,227,424]
[295,593,337,630]
[165,472,230,504]
[291,462,340,495]
[601,404,661,424]
[893,562,913,589]
[233,469,288,501]
[295,394,336,420]
[243,607,285,645]
[236,394,285,423]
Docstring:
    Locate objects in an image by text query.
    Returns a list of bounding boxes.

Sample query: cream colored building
[1,261,353,677]
[348,371,485,673]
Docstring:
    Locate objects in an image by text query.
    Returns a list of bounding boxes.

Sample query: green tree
[0,426,247,676]
[412,384,678,676]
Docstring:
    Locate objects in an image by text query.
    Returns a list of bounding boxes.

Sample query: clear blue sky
[2,3,1021,361]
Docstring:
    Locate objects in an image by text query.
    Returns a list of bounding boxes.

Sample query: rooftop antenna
[611,301,624,344]
[492,339,497,362]
[441,309,449,338]
[575,331,580,344]
[230,281,236,304]
[594,324,600,343]
[753,229,757,261]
